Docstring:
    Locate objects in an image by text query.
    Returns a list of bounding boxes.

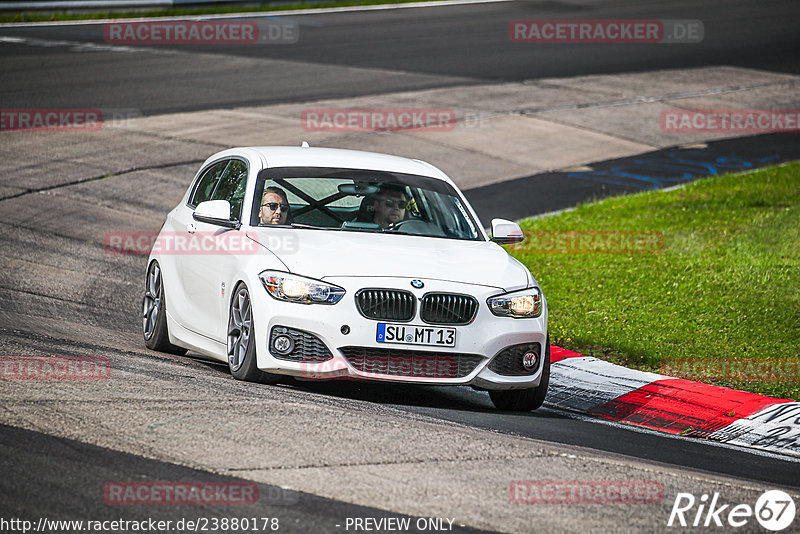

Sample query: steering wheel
[388,219,414,230]
[388,219,438,235]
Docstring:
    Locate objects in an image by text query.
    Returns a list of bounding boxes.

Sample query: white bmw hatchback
[143,145,549,411]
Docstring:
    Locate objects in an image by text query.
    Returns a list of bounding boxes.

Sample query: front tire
[489,338,550,411]
[227,284,281,384]
[142,261,187,355]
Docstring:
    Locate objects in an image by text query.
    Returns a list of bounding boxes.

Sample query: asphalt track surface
[2,1,800,532]
[0,0,799,113]
[0,425,490,533]
[465,133,800,223]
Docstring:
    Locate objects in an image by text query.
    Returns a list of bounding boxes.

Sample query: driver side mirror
[193,200,240,229]
[490,218,524,244]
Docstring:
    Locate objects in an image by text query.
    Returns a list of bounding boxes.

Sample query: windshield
[250,167,483,241]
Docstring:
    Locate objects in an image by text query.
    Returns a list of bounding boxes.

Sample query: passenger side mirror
[490,218,524,244]
[193,200,240,229]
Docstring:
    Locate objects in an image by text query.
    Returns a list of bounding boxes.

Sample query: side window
[189,160,228,207]
[210,159,248,220]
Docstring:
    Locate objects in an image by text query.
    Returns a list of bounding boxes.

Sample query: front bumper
[250,276,547,390]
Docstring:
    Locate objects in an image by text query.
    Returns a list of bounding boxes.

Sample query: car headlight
[259,271,345,305]
[487,287,543,318]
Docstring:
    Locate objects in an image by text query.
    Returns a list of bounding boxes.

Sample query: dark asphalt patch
[0,424,496,534]
[464,133,800,224]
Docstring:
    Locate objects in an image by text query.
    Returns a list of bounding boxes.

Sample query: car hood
[247,228,531,291]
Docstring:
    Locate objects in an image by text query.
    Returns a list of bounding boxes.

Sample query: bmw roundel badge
[411,280,424,289]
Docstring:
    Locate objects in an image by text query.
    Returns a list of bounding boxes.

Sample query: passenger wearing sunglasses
[259,186,291,225]
[372,186,408,229]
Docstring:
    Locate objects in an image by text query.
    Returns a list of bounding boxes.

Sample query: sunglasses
[262,202,289,211]
[379,199,407,209]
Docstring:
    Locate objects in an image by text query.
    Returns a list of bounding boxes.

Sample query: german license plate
[376,323,456,347]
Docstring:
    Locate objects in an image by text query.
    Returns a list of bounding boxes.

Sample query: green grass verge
[510,161,800,400]
[0,0,432,23]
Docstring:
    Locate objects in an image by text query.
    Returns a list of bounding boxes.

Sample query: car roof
[207,146,455,185]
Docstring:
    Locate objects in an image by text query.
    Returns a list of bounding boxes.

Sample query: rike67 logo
[668,490,796,531]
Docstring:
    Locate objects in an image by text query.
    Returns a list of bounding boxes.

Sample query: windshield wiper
[289,223,336,230]
[381,228,416,236]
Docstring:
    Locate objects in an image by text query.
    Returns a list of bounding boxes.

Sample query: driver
[259,186,291,225]
[372,185,408,229]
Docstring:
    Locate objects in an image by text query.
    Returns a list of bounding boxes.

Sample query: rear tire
[227,284,281,384]
[142,260,187,355]
[489,338,550,411]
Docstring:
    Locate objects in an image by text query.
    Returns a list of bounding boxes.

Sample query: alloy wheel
[227,287,252,372]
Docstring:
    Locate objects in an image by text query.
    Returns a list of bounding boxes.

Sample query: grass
[510,161,800,400]
[0,0,433,23]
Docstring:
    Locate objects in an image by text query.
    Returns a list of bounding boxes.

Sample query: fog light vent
[269,326,333,363]
[488,343,541,376]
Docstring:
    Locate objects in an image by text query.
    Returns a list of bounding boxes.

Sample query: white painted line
[0,0,513,27]
[522,206,576,220]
